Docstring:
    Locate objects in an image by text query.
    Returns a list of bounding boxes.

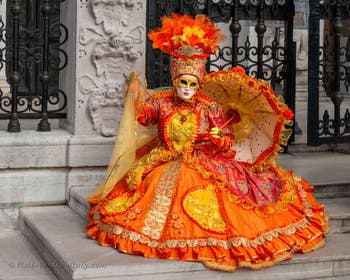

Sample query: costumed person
[87,14,328,271]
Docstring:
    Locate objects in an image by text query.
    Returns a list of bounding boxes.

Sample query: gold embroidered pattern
[104,192,140,214]
[126,145,174,190]
[168,109,197,154]
[141,160,181,240]
[183,186,227,232]
[295,175,318,219]
[93,209,311,249]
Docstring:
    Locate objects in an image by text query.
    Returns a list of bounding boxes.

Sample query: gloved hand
[209,127,228,149]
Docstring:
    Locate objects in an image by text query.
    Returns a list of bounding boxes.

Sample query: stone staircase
[17,152,350,280]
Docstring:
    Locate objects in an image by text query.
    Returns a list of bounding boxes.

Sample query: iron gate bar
[333,5,342,137]
[7,0,21,132]
[255,2,266,79]
[285,3,296,143]
[37,0,50,131]
[0,0,68,132]
[230,0,240,67]
[308,0,350,145]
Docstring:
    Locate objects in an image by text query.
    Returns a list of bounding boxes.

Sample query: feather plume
[148,14,225,57]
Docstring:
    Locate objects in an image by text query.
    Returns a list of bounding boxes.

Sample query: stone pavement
[280,151,350,186]
[0,229,56,280]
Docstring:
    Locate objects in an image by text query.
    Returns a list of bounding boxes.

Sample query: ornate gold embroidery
[104,192,140,213]
[141,160,181,240]
[126,145,174,190]
[94,209,311,249]
[295,175,315,218]
[183,186,227,232]
[168,109,197,154]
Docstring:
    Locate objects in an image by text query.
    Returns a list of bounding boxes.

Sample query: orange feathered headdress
[148,14,224,82]
[148,13,224,59]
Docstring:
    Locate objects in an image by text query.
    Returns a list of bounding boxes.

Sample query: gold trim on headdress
[170,56,207,82]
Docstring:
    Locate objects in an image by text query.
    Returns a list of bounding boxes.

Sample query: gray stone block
[0,169,66,207]
[320,197,350,234]
[68,187,91,221]
[334,259,350,277]
[0,130,70,169]
[0,208,18,229]
[65,168,106,201]
[67,135,115,167]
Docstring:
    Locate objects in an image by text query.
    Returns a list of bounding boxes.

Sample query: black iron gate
[308,0,350,145]
[0,0,68,132]
[146,0,296,140]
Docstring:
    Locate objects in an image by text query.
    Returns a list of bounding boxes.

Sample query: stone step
[68,187,91,222]
[319,197,350,234]
[19,205,350,280]
[280,151,350,198]
[0,228,57,280]
[69,186,350,235]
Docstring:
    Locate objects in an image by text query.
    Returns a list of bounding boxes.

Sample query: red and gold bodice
[137,91,233,155]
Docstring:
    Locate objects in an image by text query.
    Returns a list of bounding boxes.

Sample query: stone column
[60,0,146,138]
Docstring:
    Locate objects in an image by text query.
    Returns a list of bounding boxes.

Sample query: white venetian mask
[174,74,200,101]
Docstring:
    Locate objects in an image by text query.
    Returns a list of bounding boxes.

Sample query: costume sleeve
[137,96,160,126]
[207,103,234,151]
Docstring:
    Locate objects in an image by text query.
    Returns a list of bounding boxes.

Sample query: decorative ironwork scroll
[308,0,350,145]
[0,0,68,132]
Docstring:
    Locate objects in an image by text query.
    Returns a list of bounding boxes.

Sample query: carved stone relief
[91,0,135,34]
[79,75,124,136]
[78,0,143,136]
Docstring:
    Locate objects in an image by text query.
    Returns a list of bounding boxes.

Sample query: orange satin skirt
[87,159,328,272]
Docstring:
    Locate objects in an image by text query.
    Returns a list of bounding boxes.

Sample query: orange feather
[148,14,225,57]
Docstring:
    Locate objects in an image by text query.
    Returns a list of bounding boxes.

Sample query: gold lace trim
[204,237,325,271]
[94,209,311,249]
[141,160,182,240]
